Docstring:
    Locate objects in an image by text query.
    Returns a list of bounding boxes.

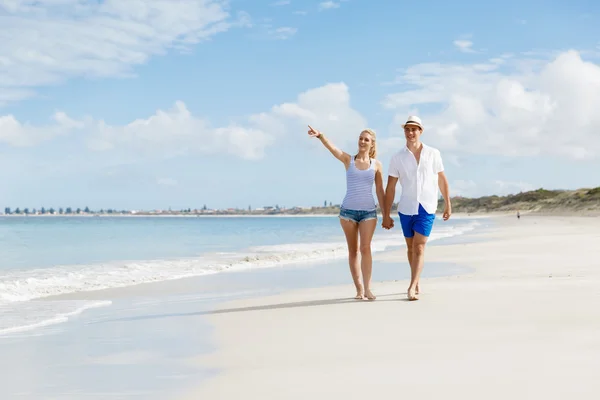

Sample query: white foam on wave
[0,219,480,304]
[250,219,479,255]
[0,219,479,336]
[0,300,111,336]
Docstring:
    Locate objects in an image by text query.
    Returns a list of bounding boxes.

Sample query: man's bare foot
[409,284,421,295]
[407,288,418,301]
[364,290,376,300]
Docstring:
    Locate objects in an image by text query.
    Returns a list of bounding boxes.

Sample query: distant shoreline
[0,213,340,218]
[2,210,598,218]
[0,211,497,219]
[3,187,599,218]
[4,211,592,218]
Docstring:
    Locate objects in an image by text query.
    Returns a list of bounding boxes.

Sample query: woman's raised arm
[307,125,351,166]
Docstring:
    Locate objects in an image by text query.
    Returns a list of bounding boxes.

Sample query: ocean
[0,215,482,336]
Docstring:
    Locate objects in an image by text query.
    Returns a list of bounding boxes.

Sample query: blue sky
[1,0,600,210]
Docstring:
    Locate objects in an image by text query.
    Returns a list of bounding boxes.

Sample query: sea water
[0,215,482,336]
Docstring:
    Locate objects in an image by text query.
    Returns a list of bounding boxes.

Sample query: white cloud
[268,26,297,40]
[383,50,600,160]
[453,40,475,53]
[451,179,478,197]
[0,101,273,160]
[319,1,340,10]
[0,83,367,161]
[252,82,367,148]
[0,0,245,105]
[271,0,291,5]
[86,101,274,160]
[451,179,534,198]
[0,111,81,146]
[293,10,308,15]
[443,153,462,167]
[377,137,404,158]
[493,180,535,194]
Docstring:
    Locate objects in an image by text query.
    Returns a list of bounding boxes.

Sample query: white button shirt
[388,143,444,215]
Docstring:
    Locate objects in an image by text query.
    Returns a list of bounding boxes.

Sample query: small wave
[0,300,111,336]
[0,220,479,304]
[0,220,479,336]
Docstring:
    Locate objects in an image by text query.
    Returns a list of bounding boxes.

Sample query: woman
[307,125,385,300]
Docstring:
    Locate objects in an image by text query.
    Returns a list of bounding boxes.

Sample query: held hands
[382,215,394,230]
[307,125,322,139]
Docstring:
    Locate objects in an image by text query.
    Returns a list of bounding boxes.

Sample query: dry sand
[178,215,600,399]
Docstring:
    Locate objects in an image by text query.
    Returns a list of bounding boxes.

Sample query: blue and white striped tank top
[341,156,376,211]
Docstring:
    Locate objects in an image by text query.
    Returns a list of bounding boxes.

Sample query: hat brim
[402,121,423,129]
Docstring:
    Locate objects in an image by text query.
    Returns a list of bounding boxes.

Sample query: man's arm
[438,171,451,220]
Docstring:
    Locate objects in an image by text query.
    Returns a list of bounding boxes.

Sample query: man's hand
[438,171,451,221]
[382,215,395,229]
[443,205,452,221]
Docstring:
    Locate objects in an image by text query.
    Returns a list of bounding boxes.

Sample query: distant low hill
[438,187,600,214]
[4,187,597,217]
[242,187,600,216]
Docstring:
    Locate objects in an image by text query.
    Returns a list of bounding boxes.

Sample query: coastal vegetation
[2,187,599,216]
[437,187,600,214]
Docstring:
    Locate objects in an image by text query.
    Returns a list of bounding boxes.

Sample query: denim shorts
[339,207,377,223]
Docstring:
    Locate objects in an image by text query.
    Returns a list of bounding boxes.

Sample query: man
[382,115,451,301]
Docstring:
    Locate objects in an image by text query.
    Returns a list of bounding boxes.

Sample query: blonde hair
[361,128,377,159]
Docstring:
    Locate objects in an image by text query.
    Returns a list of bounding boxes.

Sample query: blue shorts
[339,208,377,223]
[399,204,435,238]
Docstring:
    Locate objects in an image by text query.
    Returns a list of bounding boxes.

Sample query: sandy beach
[178,215,600,399]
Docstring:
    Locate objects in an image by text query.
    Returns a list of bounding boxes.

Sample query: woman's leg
[340,218,362,298]
[358,218,377,300]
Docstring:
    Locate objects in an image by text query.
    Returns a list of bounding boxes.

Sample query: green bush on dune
[437,187,600,213]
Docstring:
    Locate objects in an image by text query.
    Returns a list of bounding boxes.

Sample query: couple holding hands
[308,116,451,301]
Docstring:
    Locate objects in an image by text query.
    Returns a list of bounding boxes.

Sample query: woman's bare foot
[364,290,376,300]
[353,284,365,299]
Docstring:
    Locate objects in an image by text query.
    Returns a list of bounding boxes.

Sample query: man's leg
[404,237,415,293]
[399,212,418,295]
[407,232,428,300]
[407,205,435,300]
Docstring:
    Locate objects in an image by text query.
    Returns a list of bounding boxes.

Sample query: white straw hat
[402,115,423,129]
